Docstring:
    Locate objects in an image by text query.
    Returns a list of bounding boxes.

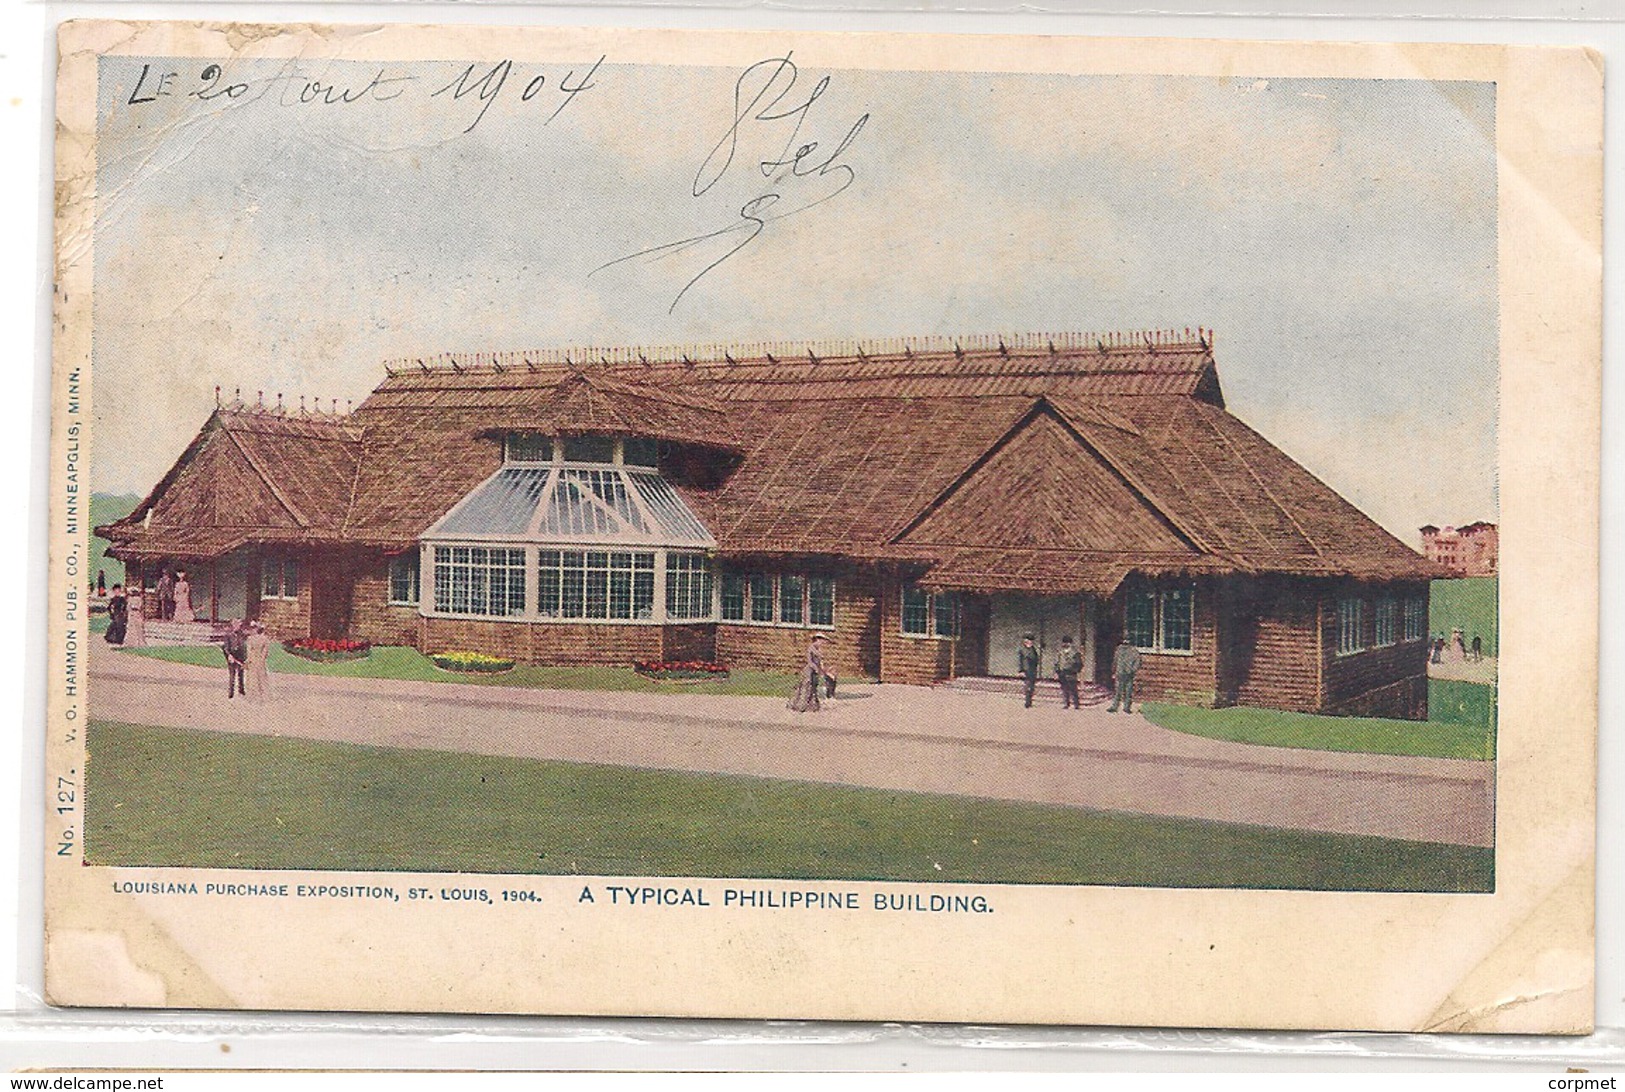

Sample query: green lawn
[121,643,803,698]
[1143,679,1495,761]
[1432,576,1497,657]
[85,720,1492,890]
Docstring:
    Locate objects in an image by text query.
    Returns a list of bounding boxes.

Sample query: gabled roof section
[897,409,1199,557]
[1051,397,1437,582]
[98,407,362,557]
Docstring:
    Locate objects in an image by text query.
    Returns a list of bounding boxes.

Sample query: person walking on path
[788,633,830,712]
[103,584,128,645]
[1017,634,1040,708]
[156,568,176,621]
[222,620,248,699]
[1470,634,1483,662]
[1054,635,1083,710]
[1107,636,1143,714]
[1431,635,1445,664]
[244,621,273,702]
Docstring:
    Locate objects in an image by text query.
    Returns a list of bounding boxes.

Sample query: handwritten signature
[592,54,869,313]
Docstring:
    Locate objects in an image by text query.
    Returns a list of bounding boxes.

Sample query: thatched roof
[98,406,362,560]
[100,331,1436,591]
[376,368,741,451]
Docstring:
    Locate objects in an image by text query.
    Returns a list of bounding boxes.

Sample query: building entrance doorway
[987,595,1089,677]
[213,554,251,622]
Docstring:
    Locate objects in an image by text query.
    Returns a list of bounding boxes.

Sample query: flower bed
[633,659,731,682]
[431,650,517,674]
[283,637,371,663]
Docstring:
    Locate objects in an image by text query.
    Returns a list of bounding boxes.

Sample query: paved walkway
[1429,655,1498,685]
[88,645,1494,847]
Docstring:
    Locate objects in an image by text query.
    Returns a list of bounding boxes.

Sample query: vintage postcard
[46,21,1599,1030]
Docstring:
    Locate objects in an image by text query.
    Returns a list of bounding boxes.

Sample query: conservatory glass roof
[424,466,715,547]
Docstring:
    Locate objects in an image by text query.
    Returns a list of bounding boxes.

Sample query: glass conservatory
[417,434,717,624]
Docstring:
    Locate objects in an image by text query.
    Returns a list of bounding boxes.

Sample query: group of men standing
[1016,633,1142,713]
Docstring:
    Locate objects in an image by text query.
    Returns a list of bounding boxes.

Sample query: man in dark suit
[1054,635,1083,710]
[223,620,248,699]
[156,568,176,621]
[1017,634,1039,708]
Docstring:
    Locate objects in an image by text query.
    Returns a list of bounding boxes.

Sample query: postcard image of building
[98,329,1438,719]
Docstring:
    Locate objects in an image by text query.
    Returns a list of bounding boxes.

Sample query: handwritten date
[124,57,605,134]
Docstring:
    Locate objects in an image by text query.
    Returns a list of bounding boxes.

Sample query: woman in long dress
[244,621,273,702]
[123,590,146,647]
[172,570,194,624]
[103,585,127,645]
[788,633,828,712]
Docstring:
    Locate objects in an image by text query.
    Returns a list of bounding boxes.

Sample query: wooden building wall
[348,554,421,648]
[1216,575,1323,713]
[715,567,882,681]
[1114,579,1221,708]
[419,616,666,665]
[1318,581,1430,720]
[874,571,988,686]
[718,572,884,682]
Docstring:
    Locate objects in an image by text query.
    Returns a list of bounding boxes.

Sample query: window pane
[609,566,633,619]
[562,434,615,463]
[537,558,560,618]
[634,568,655,620]
[433,548,454,613]
[1161,587,1193,652]
[261,557,281,598]
[1403,597,1425,641]
[901,585,930,636]
[749,575,775,622]
[389,554,419,604]
[665,552,713,621]
[282,558,298,599]
[1375,598,1398,647]
[623,437,659,467]
[585,561,609,619]
[933,592,960,639]
[1338,598,1364,654]
[1126,589,1156,649]
[808,577,835,627]
[721,573,745,621]
[502,550,526,616]
[437,467,549,537]
[560,554,585,618]
[779,575,805,625]
[505,434,552,463]
[629,473,712,544]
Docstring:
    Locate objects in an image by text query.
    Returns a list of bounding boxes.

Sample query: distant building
[1419,522,1498,576]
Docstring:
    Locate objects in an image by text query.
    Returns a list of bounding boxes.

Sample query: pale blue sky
[92,54,1497,541]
